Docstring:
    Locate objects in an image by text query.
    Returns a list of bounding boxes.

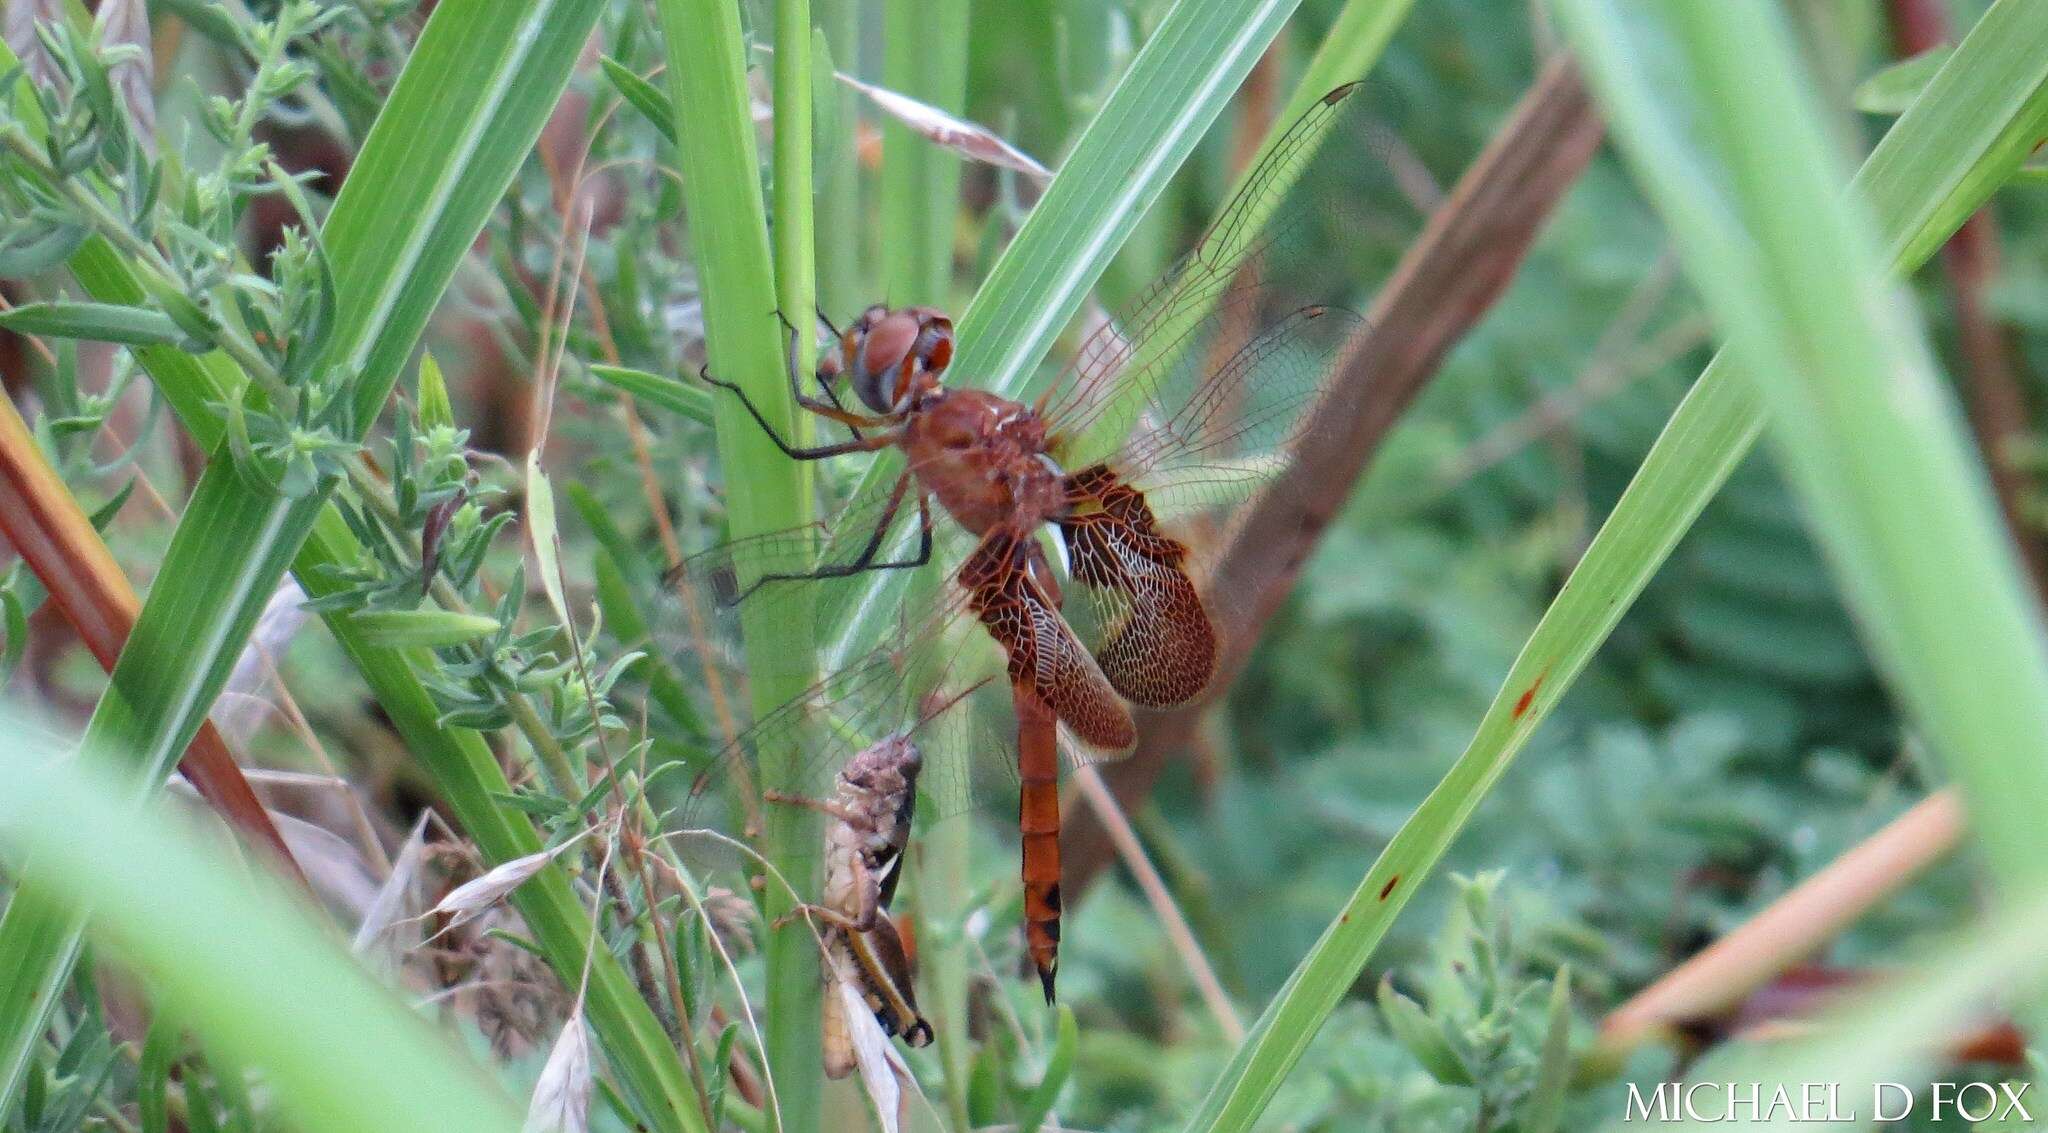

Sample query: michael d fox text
[1624,1081,2033,1123]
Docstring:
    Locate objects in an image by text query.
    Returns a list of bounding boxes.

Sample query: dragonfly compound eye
[910,315,954,376]
[853,310,921,414]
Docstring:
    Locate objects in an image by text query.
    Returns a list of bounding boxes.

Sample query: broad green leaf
[1562,0,2048,897]
[952,0,1316,401]
[598,54,677,142]
[1854,45,1952,115]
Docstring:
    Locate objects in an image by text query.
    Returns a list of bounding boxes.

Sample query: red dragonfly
[674,82,1380,1001]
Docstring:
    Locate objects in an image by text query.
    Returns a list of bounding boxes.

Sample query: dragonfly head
[843,305,954,415]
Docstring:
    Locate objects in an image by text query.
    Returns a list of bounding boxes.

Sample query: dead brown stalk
[0,388,306,886]
[1598,790,1966,1059]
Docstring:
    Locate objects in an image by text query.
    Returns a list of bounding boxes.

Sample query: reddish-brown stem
[0,392,307,887]
[1071,764,1243,1040]
[1598,790,1965,1058]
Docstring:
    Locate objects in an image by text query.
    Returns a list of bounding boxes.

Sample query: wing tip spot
[1324,81,1365,105]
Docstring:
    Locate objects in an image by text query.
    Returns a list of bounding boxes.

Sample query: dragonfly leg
[775,308,867,440]
[828,474,931,577]
[698,362,891,460]
[733,473,934,601]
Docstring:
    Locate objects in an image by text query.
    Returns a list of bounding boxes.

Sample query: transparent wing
[1027,83,1414,697]
[1038,81,1387,482]
[1105,303,1369,516]
[655,476,980,695]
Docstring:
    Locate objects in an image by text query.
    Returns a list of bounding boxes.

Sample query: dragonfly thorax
[900,387,1066,536]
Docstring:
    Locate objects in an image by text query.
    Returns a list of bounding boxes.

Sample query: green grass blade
[814,1,861,316]
[879,0,968,307]
[0,714,526,1133]
[652,0,821,1125]
[589,363,717,426]
[1561,0,2048,887]
[1253,0,1415,176]
[0,0,623,1111]
[949,0,1308,401]
[1180,3,2048,1128]
[770,0,824,1120]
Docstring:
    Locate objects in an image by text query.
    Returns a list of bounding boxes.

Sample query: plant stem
[654,0,822,1123]
[815,0,860,316]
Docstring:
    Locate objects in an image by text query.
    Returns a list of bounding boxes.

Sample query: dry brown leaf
[838,978,920,1133]
[268,809,377,915]
[759,45,1050,182]
[216,580,309,744]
